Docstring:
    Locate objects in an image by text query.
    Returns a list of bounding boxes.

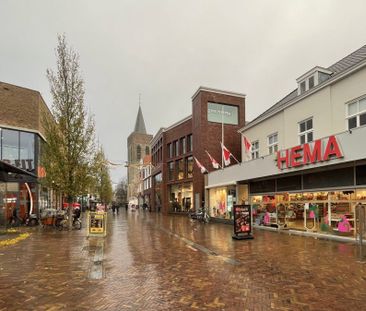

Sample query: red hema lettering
[277,135,343,170]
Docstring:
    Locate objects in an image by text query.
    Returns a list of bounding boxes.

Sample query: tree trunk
[68,195,73,230]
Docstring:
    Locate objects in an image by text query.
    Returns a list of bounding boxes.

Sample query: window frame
[298,117,314,144]
[346,96,366,130]
[251,140,259,159]
[267,133,278,155]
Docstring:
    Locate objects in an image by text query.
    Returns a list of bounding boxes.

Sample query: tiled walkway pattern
[1,211,366,310]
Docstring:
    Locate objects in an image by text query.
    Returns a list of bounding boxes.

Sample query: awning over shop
[0,160,37,182]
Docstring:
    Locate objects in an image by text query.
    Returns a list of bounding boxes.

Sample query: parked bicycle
[188,207,210,223]
[58,215,82,230]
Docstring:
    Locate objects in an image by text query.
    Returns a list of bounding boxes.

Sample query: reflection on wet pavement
[0,210,366,310]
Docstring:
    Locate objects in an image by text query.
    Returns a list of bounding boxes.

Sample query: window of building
[174,140,179,156]
[19,132,35,170]
[137,145,141,160]
[187,134,193,152]
[308,76,314,89]
[299,118,313,144]
[267,133,278,155]
[251,141,259,159]
[175,159,184,180]
[181,137,186,154]
[346,97,366,130]
[168,162,174,181]
[300,81,306,94]
[145,146,150,155]
[2,129,19,161]
[168,143,173,158]
[186,156,193,178]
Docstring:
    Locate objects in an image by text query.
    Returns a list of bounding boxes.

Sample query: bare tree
[42,34,95,229]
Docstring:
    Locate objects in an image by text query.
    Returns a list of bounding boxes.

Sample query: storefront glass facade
[251,189,366,237]
[208,184,249,220]
[0,127,42,224]
[169,183,193,212]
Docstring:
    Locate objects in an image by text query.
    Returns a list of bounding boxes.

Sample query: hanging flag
[194,157,207,174]
[221,142,240,166]
[243,136,252,161]
[221,143,232,166]
[205,150,220,169]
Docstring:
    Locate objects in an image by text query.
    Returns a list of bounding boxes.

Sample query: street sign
[232,204,254,240]
[87,211,107,237]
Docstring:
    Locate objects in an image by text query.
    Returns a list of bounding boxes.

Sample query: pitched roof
[242,44,366,131]
[133,106,147,134]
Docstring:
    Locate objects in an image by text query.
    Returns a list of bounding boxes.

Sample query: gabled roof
[241,44,366,132]
[133,106,147,134]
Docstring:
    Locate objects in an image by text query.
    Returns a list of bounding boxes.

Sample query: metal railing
[356,203,366,262]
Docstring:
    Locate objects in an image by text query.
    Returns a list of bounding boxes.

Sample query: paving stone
[0,211,366,310]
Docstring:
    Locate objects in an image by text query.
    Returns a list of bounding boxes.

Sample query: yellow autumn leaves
[0,231,30,248]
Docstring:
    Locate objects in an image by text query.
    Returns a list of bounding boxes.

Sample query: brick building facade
[0,81,52,225]
[150,87,246,214]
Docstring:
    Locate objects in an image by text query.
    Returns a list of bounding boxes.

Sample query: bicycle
[188,207,210,223]
[58,216,82,230]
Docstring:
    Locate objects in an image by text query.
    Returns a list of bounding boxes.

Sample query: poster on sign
[232,204,254,240]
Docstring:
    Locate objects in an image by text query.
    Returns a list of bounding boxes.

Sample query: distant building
[150,87,246,214]
[127,106,153,203]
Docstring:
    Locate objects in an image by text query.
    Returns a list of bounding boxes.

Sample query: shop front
[169,182,193,213]
[251,188,366,238]
[207,128,366,240]
[208,184,249,221]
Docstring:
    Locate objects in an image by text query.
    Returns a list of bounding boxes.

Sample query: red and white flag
[221,143,232,166]
[205,150,220,169]
[243,136,252,161]
[194,157,207,174]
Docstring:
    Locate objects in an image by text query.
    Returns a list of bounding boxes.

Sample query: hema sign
[276,135,343,170]
[207,102,238,125]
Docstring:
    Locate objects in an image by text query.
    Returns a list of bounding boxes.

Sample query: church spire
[133,103,147,134]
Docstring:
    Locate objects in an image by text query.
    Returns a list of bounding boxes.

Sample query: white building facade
[207,45,366,241]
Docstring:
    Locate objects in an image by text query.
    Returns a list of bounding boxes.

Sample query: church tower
[127,105,153,202]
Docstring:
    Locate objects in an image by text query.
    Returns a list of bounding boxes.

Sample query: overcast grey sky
[1,0,366,184]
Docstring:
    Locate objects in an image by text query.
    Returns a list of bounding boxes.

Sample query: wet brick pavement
[1,211,366,310]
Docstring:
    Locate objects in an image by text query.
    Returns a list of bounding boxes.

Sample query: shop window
[356,165,366,186]
[2,129,19,161]
[209,186,235,219]
[168,162,174,181]
[346,97,366,130]
[169,183,192,212]
[186,156,193,178]
[267,133,278,155]
[303,167,354,189]
[299,118,313,144]
[251,141,259,159]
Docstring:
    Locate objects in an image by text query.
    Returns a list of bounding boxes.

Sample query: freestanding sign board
[232,204,254,240]
[87,211,107,237]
